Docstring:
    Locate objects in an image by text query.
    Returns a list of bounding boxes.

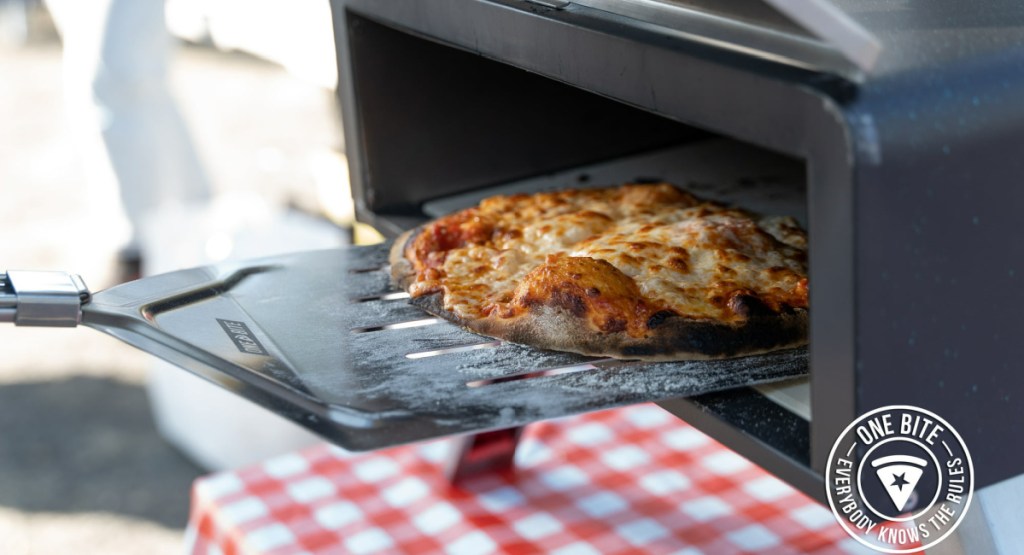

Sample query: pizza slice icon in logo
[871,454,928,513]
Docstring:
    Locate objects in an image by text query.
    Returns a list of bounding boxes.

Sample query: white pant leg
[46,0,212,248]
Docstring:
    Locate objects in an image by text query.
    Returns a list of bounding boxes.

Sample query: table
[186,404,867,554]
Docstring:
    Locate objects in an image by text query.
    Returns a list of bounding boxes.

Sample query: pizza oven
[328,0,1024,513]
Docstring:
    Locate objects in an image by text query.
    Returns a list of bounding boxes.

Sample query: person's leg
[95,0,212,241]
[45,0,212,254]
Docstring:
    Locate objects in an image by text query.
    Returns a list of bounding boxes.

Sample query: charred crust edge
[389,228,423,292]
[405,289,808,362]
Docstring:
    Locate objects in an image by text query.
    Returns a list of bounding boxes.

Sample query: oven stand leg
[444,427,523,484]
[920,473,1024,554]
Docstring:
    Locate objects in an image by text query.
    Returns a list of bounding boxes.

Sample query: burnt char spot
[622,345,657,357]
[587,287,601,298]
[601,318,627,333]
[551,290,588,317]
[615,311,806,358]
[646,309,678,329]
[727,293,773,318]
[518,294,543,308]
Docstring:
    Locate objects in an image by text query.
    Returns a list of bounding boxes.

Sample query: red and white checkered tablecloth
[185,404,868,554]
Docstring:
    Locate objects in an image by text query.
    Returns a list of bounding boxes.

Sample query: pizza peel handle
[0,270,91,327]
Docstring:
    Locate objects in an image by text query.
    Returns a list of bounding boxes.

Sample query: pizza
[390,183,808,361]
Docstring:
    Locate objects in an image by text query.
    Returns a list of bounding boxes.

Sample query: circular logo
[825,405,974,553]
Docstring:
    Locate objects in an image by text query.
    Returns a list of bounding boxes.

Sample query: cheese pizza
[390,183,808,361]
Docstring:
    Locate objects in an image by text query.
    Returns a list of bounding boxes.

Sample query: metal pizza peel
[0,243,806,451]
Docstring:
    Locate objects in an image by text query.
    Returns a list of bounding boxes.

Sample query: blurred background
[0,1,352,552]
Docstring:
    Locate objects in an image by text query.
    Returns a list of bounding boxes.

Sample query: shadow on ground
[0,376,204,528]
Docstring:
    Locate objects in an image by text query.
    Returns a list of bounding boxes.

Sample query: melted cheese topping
[407,184,808,337]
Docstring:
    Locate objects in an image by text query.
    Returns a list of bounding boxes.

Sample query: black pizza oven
[328,0,1024,521]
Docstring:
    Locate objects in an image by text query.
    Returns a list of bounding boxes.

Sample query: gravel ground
[0,16,341,554]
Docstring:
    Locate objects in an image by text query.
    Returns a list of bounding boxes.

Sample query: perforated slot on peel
[350,318,442,333]
[350,291,410,303]
[406,341,503,359]
[466,358,616,388]
[348,265,389,274]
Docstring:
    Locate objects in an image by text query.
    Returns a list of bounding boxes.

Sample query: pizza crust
[390,228,420,292]
[390,226,808,361]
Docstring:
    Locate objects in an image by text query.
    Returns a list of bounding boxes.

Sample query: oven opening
[344,13,811,421]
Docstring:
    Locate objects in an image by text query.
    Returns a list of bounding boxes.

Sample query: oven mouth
[344,10,813,422]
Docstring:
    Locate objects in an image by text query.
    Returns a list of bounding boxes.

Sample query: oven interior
[339,11,820,490]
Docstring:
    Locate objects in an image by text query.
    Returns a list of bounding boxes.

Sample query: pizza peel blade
[78,243,807,451]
